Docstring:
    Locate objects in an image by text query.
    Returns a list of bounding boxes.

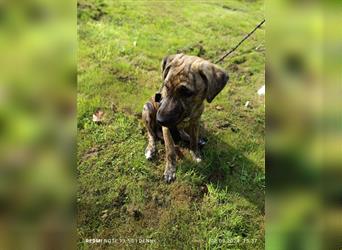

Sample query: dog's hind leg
[142,101,157,160]
[189,121,202,163]
[179,129,206,148]
[179,129,190,142]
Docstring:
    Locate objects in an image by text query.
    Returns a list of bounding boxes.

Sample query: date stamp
[193,237,258,246]
[210,238,258,244]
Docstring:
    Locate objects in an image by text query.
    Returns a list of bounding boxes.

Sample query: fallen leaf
[215,105,223,111]
[92,109,104,122]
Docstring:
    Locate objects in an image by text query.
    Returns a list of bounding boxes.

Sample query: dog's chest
[177,118,191,130]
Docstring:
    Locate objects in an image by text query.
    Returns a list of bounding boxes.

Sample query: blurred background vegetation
[267,0,342,249]
[0,0,341,249]
[0,0,75,249]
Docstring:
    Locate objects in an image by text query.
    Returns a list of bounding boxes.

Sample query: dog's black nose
[156,97,183,127]
[157,113,179,127]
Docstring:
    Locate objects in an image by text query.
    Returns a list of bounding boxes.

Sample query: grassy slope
[77,0,265,249]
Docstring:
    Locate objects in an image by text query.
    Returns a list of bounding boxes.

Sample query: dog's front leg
[189,121,202,163]
[142,101,157,160]
[162,126,176,183]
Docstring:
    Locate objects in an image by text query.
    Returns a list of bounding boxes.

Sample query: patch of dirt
[141,202,162,226]
[170,184,192,205]
[170,183,207,205]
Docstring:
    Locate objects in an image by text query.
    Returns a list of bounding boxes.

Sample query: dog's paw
[163,168,176,183]
[190,150,202,163]
[145,147,156,160]
[198,138,207,149]
[194,157,202,163]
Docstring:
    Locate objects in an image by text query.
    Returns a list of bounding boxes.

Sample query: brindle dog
[142,54,229,183]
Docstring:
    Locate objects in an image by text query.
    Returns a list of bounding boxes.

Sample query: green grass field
[77,0,265,249]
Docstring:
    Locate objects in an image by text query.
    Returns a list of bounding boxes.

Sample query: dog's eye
[179,86,193,97]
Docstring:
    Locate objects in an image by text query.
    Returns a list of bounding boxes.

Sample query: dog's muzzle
[156,97,183,127]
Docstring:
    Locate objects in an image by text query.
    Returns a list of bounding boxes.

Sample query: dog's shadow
[177,130,265,213]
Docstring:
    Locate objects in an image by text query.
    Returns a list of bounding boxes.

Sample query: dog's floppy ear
[199,62,229,103]
[161,55,176,80]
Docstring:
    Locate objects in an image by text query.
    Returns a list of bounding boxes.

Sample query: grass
[77,0,265,249]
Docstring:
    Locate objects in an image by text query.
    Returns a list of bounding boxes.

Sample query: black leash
[214,19,265,64]
[155,19,265,100]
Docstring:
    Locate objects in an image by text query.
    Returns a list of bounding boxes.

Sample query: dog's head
[156,54,229,127]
